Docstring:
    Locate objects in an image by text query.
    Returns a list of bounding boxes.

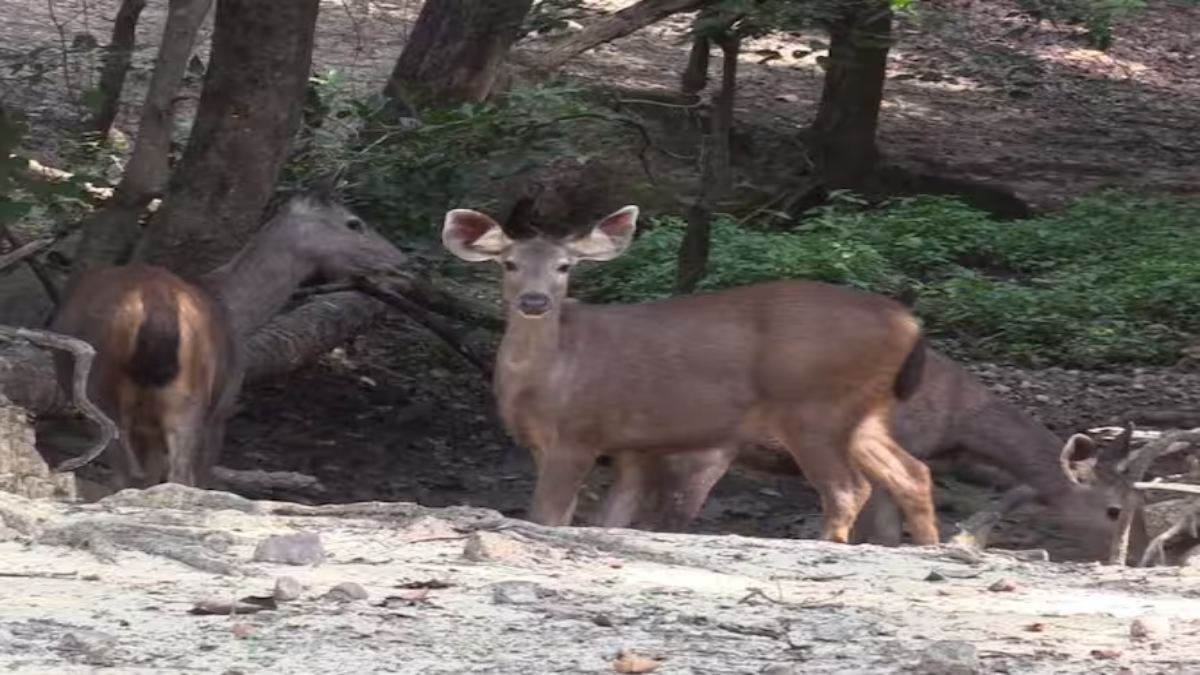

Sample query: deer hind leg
[595,452,656,529]
[850,488,904,546]
[155,390,206,487]
[850,412,939,545]
[644,447,737,532]
[777,414,872,544]
[527,446,597,527]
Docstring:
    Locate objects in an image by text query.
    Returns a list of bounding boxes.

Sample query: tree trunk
[69,0,215,287]
[87,0,147,138]
[136,0,320,277]
[518,0,711,72]
[382,0,534,114]
[807,0,892,191]
[675,32,737,294]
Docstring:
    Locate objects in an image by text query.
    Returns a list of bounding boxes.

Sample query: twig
[0,224,61,305]
[1133,482,1200,495]
[1109,429,1200,565]
[0,327,118,472]
[0,237,54,273]
[0,571,79,579]
[1138,498,1200,567]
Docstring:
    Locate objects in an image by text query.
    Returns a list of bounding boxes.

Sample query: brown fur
[444,206,940,545]
[52,266,234,489]
[604,349,1142,561]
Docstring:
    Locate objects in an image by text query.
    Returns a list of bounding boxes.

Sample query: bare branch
[1109,429,1200,565]
[1133,482,1200,496]
[0,326,117,473]
[88,0,148,137]
[517,0,712,72]
[1138,498,1200,567]
[0,237,54,274]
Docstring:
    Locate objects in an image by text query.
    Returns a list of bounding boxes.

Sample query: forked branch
[0,327,117,472]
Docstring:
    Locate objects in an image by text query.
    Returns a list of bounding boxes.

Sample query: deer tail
[126,288,181,387]
[893,334,926,401]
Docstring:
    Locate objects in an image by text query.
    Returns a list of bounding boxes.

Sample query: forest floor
[3,0,1200,568]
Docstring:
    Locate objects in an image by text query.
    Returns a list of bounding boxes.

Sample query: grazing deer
[600,350,1144,561]
[442,205,941,544]
[50,186,407,491]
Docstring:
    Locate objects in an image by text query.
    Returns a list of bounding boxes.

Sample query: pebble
[987,578,1019,592]
[491,580,552,605]
[253,532,325,566]
[274,576,303,602]
[1130,615,1170,640]
[58,630,116,664]
[917,640,980,675]
[324,581,368,602]
[463,531,528,562]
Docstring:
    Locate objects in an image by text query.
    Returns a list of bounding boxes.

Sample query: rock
[58,629,116,664]
[490,580,553,605]
[989,384,1013,396]
[987,578,1019,592]
[253,532,325,566]
[324,582,368,602]
[273,576,303,602]
[463,531,528,562]
[398,515,460,543]
[1129,615,1170,640]
[916,640,979,674]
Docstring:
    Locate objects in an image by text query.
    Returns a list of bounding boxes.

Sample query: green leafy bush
[572,193,1200,368]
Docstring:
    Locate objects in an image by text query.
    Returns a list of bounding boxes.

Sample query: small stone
[58,630,116,664]
[1095,373,1126,385]
[1091,648,1122,660]
[925,570,946,582]
[253,532,325,566]
[231,623,256,639]
[463,531,527,562]
[490,580,552,605]
[774,94,799,103]
[593,614,614,627]
[987,578,1019,592]
[917,640,979,675]
[273,576,303,602]
[761,665,803,675]
[1025,622,1045,632]
[990,384,1013,395]
[1130,615,1170,640]
[324,582,368,602]
[1033,394,1052,404]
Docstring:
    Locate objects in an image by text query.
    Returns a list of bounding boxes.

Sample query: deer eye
[1106,506,1121,520]
[345,217,364,232]
[556,263,570,273]
[502,261,518,272]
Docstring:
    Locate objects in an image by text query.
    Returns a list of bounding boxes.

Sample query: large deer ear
[1059,433,1098,484]
[443,209,511,262]
[567,205,638,261]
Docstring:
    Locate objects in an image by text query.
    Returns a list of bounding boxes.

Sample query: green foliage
[1016,0,1145,49]
[523,0,590,36]
[0,109,99,233]
[286,75,643,241]
[572,193,1200,368]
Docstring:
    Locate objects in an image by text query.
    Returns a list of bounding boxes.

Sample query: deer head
[442,206,638,318]
[262,186,407,283]
[1048,423,1139,559]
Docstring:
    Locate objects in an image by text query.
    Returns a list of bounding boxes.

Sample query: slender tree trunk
[382,0,534,114]
[676,32,738,293]
[807,0,892,191]
[137,0,320,277]
[69,0,214,288]
[88,0,147,138]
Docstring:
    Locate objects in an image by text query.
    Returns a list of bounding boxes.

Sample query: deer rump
[51,266,236,489]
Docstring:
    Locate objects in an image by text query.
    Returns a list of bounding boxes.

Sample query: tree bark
[69,0,215,287]
[87,0,148,138]
[806,0,892,191]
[382,0,534,114]
[518,0,711,72]
[137,0,320,277]
[675,32,737,294]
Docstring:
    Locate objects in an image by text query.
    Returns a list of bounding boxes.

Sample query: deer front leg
[643,447,737,532]
[527,447,597,527]
[595,452,654,529]
[850,488,904,546]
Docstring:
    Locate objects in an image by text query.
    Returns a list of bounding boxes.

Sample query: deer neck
[200,232,313,341]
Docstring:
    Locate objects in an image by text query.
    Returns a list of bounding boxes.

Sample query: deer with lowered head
[598,349,1147,561]
[442,204,941,544]
[51,184,407,492]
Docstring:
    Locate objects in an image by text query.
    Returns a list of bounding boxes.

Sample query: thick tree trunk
[137,0,320,277]
[87,0,147,138]
[807,0,892,191]
[69,0,215,287]
[518,0,711,72]
[382,0,533,113]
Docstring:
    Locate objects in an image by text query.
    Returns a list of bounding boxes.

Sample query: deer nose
[516,292,552,317]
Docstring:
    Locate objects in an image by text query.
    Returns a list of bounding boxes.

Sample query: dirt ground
[3,0,1200,563]
[2,485,1199,674]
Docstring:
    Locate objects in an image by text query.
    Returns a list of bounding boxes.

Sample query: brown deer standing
[442,205,940,544]
[598,350,1145,561]
[51,186,407,491]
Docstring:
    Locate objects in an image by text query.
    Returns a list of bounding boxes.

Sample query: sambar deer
[599,350,1144,561]
[442,204,940,544]
[51,186,407,491]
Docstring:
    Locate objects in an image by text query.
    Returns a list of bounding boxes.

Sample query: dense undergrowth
[573,193,1200,368]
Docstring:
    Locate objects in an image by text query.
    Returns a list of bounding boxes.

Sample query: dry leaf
[1025,622,1045,632]
[613,650,659,673]
[1090,648,1122,660]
